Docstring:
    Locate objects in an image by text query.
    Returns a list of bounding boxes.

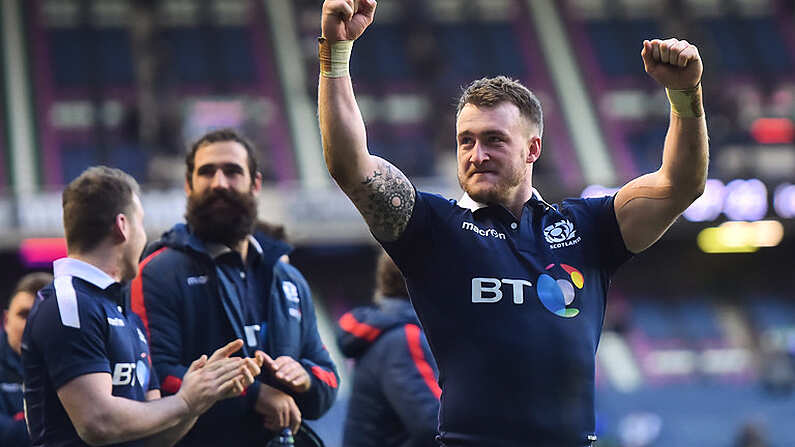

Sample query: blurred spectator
[337,252,440,447]
[617,411,662,447]
[760,350,795,396]
[604,290,630,335]
[734,422,770,447]
[1,272,52,447]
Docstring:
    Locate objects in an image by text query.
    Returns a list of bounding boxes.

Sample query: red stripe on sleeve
[161,375,183,394]
[13,411,24,421]
[338,312,381,342]
[130,247,167,339]
[404,324,441,399]
[311,366,338,389]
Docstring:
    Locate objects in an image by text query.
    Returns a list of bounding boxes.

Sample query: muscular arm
[615,39,708,253]
[318,0,415,241]
[58,342,258,446]
[141,390,198,447]
[58,373,193,446]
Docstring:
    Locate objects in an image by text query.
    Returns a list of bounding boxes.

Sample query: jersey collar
[207,235,263,257]
[53,257,116,290]
[206,235,263,263]
[457,188,552,212]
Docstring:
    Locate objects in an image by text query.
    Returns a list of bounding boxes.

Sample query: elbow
[325,159,359,192]
[665,170,707,211]
[77,426,109,446]
[322,148,347,183]
[686,175,707,206]
[691,181,706,202]
[76,414,118,446]
[325,159,345,184]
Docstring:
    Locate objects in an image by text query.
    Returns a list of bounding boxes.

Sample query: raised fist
[641,38,703,90]
[321,0,377,43]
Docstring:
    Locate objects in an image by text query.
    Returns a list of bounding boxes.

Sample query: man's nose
[211,170,229,189]
[470,142,489,165]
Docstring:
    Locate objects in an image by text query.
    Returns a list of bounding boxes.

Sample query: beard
[185,188,258,247]
[457,165,525,205]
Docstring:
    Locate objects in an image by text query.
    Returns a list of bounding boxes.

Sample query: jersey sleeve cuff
[51,361,111,390]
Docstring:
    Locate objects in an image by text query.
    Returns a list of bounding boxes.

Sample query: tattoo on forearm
[349,159,415,241]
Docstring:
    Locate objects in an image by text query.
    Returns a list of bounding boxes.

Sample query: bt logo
[112,360,151,388]
[471,263,585,318]
[537,264,584,317]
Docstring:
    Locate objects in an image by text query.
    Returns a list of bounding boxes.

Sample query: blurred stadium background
[0,0,793,445]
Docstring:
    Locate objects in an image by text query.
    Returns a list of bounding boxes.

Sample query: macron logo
[462,222,506,240]
[187,275,208,286]
[107,317,125,327]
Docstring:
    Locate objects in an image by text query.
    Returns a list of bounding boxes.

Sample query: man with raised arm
[22,166,263,447]
[318,1,708,445]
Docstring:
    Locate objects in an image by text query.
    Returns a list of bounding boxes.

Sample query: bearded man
[130,129,339,446]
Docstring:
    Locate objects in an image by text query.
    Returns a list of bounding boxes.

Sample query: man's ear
[527,135,542,164]
[2,309,8,327]
[252,172,263,195]
[112,213,129,243]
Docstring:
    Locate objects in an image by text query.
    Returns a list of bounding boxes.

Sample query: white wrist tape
[666,83,703,118]
[319,38,353,78]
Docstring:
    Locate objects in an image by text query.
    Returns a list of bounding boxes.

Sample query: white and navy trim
[458,188,553,213]
[52,257,117,329]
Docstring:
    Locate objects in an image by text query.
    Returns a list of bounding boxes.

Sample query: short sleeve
[29,286,110,389]
[581,195,633,275]
[131,314,161,392]
[378,190,449,278]
[147,363,160,392]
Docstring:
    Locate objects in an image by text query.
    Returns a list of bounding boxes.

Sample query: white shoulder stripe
[54,276,80,329]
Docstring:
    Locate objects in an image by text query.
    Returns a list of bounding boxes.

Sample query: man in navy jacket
[1,272,52,447]
[131,129,338,445]
[338,252,439,447]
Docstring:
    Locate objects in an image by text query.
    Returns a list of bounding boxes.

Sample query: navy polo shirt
[380,189,632,446]
[207,236,271,352]
[22,258,159,447]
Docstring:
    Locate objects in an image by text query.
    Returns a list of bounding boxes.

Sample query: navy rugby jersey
[22,258,159,447]
[380,190,632,446]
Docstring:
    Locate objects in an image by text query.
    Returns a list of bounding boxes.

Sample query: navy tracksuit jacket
[130,224,339,446]
[0,332,29,446]
[338,298,440,447]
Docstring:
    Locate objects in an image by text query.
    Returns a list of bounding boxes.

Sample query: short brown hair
[185,129,259,188]
[62,166,140,253]
[376,252,408,299]
[5,272,53,308]
[457,76,544,137]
